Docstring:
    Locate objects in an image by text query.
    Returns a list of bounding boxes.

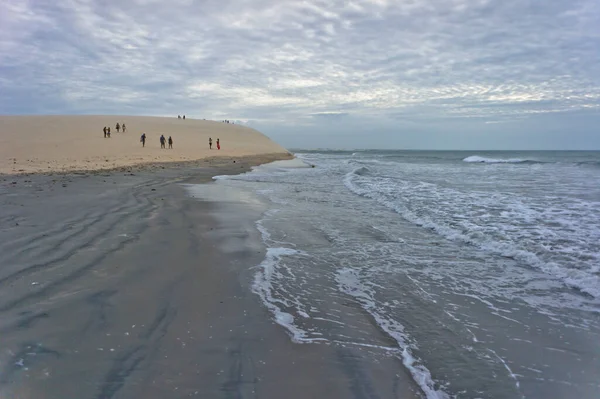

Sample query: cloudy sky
[1,0,600,149]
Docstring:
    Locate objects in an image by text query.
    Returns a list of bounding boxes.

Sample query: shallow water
[211,150,600,399]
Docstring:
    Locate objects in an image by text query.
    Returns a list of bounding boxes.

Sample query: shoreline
[0,152,294,177]
[0,160,421,398]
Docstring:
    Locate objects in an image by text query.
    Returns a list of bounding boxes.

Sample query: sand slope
[0,115,290,174]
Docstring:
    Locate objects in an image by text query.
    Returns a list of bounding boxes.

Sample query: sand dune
[0,115,290,174]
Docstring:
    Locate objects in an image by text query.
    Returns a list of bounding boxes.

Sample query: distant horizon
[1,113,599,151]
[289,148,600,152]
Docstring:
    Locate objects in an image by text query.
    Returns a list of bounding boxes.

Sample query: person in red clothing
[216,138,220,150]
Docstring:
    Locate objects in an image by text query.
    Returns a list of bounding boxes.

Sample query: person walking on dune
[122,123,126,133]
[209,137,213,149]
[168,136,173,149]
[160,134,166,149]
[116,123,120,133]
[216,138,220,150]
[107,127,111,138]
[140,133,146,147]
[103,126,107,138]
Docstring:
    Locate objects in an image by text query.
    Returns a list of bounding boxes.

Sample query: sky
[1,0,600,149]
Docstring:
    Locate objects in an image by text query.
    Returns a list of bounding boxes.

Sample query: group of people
[102,122,126,138]
[177,115,186,119]
[160,134,173,149]
[139,133,173,149]
[221,120,233,124]
[102,122,221,151]
[138,135,220,150]
[208,137,220,150]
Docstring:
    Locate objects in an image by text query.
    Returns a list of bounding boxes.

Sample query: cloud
[1,0,599,147]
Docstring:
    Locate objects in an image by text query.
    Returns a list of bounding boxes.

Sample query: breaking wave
[343,168,600,299]
[463,155,531,164]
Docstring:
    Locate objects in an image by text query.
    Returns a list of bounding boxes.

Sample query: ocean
[211,150,600,398]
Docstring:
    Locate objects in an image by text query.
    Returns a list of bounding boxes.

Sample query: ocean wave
[575,161,600,167]
[343,170,600,299]
[336,268,450,399]
[349,158,402,167]
[351,166,371,176]
[252,215,325,343]
[252,246,321,343]
[463,156,600,168]
[463,155,530,164]
[259,158,311,169]
[254,200,450,397]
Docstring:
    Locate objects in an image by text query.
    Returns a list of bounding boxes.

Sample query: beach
[0,120,421,398]
[0,164,419,399]
[0,115,291,174]
[4,116,597,398]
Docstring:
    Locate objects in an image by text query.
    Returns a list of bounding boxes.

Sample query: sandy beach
[0,115,291,175]
[0,117,420,398]
[0,162,419,399]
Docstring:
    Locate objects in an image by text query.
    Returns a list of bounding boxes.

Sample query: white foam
[487,349,525,398]
[213,158,312,182]
[343,167,600,299]
[463,155,526,163]
[252,247,321,343]
[204,150,600,396]
[252,212,321,343]
[336,268,450,399]
[258,158,311,169]
[212,174,233,180]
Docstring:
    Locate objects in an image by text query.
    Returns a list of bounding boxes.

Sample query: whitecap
[463,155,526,164]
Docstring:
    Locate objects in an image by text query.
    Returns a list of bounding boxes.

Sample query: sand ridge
[0,115,290,174]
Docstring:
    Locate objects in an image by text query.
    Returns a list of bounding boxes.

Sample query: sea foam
[336,267,450,399]
[343,166,600,299]
[463,155,527,163]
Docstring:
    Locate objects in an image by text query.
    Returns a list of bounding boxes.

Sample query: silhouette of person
[140,133,146,147]
[216,138,220,150]
[183,115,186,120]
[116,123,120,132]
[122,123,126,132]
[103,126,107,138]
[209,137,213,149]
[160,134,166,149]
[178,115,181,119]
[168,136,173,149]
[107,127,111,138]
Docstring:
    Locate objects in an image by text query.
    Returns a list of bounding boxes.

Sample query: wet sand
[0,160,419,398]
